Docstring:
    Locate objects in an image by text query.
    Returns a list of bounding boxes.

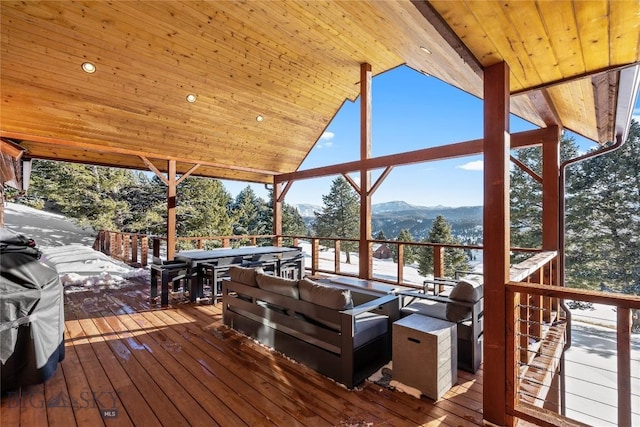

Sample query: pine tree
[264,190,308,244]
[176,177,233,248]
[510,136,580,261]
[314,176,360,264]
[374,230,387,240]
[121,173,166,234]
[282,204,308,237]
[565,120,640,292]
[231,186,270,239]
[392,228,415,265]
[417,215,468,278]
[22,160,136,231]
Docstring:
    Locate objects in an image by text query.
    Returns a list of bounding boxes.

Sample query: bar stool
[242,253,279,275]
[200,257,236,304]
[278,250,304,280]
[150,256,190,306]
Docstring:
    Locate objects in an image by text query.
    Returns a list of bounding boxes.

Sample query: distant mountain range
[295,201,483,242]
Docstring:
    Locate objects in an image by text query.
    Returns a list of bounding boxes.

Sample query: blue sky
[223,66,640,208]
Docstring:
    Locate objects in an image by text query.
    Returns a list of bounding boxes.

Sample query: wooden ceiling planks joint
[1,1,639,184]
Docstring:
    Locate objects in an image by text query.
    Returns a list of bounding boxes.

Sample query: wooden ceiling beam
[0,138,26,160]
[592,72,617,144]
[410,0,483,77]
[276,127,558,183]
[511,63,635,97]
[527,90,562,128]
[0,131,280,176]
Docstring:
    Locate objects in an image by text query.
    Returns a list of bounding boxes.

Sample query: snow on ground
[3,202,148,291]
[3,202,95,247]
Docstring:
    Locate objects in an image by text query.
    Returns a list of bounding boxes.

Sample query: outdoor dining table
[174,246,302,302]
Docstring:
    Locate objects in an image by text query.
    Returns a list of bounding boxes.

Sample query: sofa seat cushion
[353,312,388,348]
[298,278,353,310]
[256,274,299,299]
[401,298,447,321]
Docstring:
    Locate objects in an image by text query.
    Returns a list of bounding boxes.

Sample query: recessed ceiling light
[81,62,96,73]
[186,94,197,103]
[256,115,264,122]
[420,46,432,54]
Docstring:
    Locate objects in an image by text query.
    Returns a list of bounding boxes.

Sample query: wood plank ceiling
[1,1,639,184]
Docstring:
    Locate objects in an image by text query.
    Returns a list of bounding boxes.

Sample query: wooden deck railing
[93,230,149,266]
[94,230,291,266]
[506,252,640,426]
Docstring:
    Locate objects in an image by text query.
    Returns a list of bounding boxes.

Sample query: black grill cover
[1,228,65,392]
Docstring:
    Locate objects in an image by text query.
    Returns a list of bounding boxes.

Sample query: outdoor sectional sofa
[221,266,399,388]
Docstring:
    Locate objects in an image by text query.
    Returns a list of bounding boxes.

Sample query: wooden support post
[273,181,283,247]
[334,241,341,274]
[617,308,632,427]
[483,61,512,426]
[542,130,561,295]
[359,63,373,280]
[542,129,560,251]
[167,160,177,260]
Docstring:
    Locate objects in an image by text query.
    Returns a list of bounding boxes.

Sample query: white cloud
[458,160,483,171]
[316,131,335,148]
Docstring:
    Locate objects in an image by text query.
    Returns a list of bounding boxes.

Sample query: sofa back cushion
[445,278,483,322]
[449,278,483,302]
[256,273,299,299]
[228,266,263,287]
[298,277,353,310]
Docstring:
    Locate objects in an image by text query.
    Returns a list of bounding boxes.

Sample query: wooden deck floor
[1,279,485,426]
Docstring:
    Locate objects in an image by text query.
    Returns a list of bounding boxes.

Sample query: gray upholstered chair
[399,279,483,373]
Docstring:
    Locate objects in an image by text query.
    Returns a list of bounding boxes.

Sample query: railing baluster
[397,243,404,284]
[311,238,319,275]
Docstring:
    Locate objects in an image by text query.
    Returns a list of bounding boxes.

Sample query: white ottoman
[393,314,457,400]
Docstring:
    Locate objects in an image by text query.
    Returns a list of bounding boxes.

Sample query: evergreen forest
[8,120,639,296]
